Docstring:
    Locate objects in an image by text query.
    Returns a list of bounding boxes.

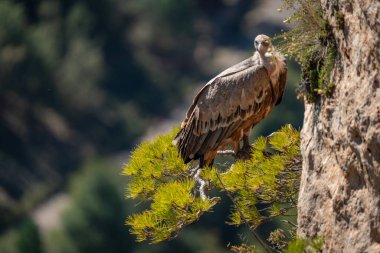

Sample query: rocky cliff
[298,0,380,252]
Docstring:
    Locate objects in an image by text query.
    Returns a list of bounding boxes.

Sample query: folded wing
[175,59,271,163]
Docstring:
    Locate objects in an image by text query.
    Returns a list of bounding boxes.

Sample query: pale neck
[258,51,269,64]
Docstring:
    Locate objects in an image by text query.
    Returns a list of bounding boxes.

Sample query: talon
[236,149,252,160]
[236,134,252,160]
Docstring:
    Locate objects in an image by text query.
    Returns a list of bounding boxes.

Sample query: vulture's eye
[254,41,258,46]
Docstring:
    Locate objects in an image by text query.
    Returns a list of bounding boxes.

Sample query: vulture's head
[254,34,272,54]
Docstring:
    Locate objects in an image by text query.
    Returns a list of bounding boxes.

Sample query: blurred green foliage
[285,237,323,253]
[0,219,42,253]
[46,161,132,253]
[0,0,200,229]
[16,220,43,253]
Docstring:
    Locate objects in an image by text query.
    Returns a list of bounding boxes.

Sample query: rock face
[297,1,380,252]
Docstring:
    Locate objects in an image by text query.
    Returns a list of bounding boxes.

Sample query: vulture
[173,34,287,168]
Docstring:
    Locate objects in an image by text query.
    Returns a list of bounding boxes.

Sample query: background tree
[16,220,43,253]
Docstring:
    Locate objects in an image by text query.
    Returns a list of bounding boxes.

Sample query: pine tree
[123,125,303,251]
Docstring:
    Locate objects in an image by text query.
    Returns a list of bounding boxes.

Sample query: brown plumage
[173,34,287,167]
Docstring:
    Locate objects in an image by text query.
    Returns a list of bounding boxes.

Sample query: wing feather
[194,65,270,134]
[181,55,260,127]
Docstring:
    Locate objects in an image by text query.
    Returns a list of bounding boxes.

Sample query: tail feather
[172,128,184,145]
[173,122,195,163]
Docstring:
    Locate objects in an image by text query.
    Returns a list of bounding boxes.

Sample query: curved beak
[254,41,259,50]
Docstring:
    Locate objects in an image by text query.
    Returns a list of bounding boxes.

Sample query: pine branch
[215,172,280,253]
[280,219,298,228]
[217,149,236,157]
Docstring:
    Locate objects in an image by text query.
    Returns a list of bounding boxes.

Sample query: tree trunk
[297,1,380,252]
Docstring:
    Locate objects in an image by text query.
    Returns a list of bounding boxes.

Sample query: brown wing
[275,58,288,105]
[175,61,271,163]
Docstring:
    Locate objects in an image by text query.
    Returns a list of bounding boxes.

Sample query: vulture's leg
[242,134,251,150]
[236,134,252,160]
[193,156,207,200]
[199,156,205,168]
